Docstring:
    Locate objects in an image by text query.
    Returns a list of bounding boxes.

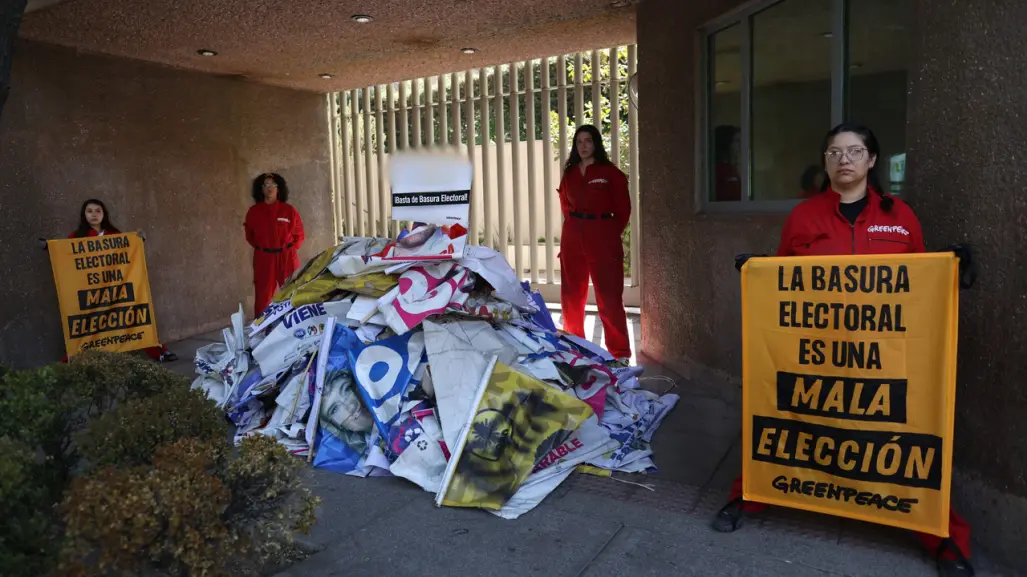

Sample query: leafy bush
[0,351,202,574]
[0,351,190,495]
[78,385,229,470]
[0,437,58,577]
[61,436,319,577]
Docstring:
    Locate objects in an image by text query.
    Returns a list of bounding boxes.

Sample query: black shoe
[711,497,746,533]
[158,351,179,363]
[936,538,975,577]
[937,558,974,577]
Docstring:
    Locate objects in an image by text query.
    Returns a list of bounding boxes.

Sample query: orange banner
[47,232,160,357]
[741,253,958,536]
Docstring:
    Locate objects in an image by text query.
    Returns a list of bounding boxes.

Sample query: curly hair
[251,172,289,204]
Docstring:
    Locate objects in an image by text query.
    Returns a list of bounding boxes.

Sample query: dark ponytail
[820,122,892,212]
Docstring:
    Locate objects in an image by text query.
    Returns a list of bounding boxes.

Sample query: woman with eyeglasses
[713,123,974,577]
[245,173,305,318]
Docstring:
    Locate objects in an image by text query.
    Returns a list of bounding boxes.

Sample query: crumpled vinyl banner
[436,359,594,511]
[261,358,315,443]
[313,427,371,475]
[277,244,341,300]
[559,333,615,362]
[309,323,366,435]
[379,262,473,335]
[588,389,680,473]
[226,368,269,420]
[348,330,427,440]
[384,412,448,493]
[522,282,557,332]
[327,236,396,277]
[550,350,617,420]
[458,246,533,309]
[389,223,467,262]
[252,302,337,377]
[508,320,567,355]
[423,319,518,452]
[311,323,378,475]
[192,305,250,407]
[492,416,618,519]
[457,296,520,323]
[288,272,399,309]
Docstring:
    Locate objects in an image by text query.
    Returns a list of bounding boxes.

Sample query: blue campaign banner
[347,330,427,439]
[313,324,370,475]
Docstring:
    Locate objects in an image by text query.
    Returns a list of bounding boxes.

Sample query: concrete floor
[162,313,1018,577]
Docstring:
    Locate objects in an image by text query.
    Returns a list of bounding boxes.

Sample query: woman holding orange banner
[712,124,973,577]
[63,199,177,363]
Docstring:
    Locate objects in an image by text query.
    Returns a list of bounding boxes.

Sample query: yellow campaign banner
[47,232,160,357]
[741,253,959,537]
[437,359,594,511]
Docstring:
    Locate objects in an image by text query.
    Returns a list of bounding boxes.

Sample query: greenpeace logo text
[588,178,609,185]
[867,225,909,236]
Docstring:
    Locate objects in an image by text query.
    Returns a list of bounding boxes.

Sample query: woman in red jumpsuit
[712,124,973,577]
[245,173,305,319]
[558,124,632,363]
[66,199,177,362]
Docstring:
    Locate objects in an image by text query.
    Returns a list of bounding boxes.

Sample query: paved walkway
[162,313,1017,577]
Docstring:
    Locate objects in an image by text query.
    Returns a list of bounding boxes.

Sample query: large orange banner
[47,232,160,357]
[741,253,959,536]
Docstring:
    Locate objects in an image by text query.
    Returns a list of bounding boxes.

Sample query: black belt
[570,212,614,220]
[257,243,294,253]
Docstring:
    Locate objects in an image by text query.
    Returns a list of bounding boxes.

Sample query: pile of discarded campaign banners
[193,222,679,519]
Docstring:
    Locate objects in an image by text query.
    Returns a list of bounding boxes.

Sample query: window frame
[696,0,850,214]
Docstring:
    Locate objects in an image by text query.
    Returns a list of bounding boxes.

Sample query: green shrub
[78,386,228,470]
[0,437,58,577]
[61,436,319,577]
[0,351,190,492]
[0,351,197,575]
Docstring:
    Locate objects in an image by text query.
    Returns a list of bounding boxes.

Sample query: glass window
[848,0,910,196]
[752,0,832,201]
[702,0,911,208]
[708,24,743,203]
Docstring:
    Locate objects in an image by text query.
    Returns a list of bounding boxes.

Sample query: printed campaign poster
[389,150,472,226]
[47,232,160,357]
[740,253,959,537]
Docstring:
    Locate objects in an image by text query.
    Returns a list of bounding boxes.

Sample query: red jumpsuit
[728,188,971,561]
[558,162,632,359]
[245,201,305,318]
[64,228,169,361]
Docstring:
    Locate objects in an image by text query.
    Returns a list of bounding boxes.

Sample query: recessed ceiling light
[319,73,334,79]
[351,14,373,23]
[715,80,729,86]
[461,47,478,54]
[197,49,217,56]
[821,32,833,38]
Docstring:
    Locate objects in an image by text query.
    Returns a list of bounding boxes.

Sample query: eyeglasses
[262,182,278,189]
[825,147,868,163]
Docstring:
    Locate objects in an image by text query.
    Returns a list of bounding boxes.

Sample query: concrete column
[906,1,1027,570]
